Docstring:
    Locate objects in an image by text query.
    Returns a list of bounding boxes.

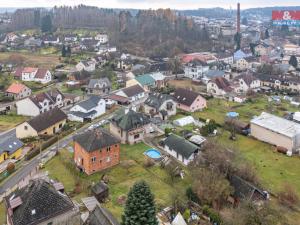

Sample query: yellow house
[0,131,24,163]
[16,108,68,139]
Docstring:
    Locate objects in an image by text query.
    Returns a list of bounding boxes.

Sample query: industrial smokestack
[237,2,240,33]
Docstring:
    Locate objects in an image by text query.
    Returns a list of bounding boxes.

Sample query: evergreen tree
[61,45,66,57]
[41,15,52,33]
[265,29,270,39]
[122,181,158,225]
[66,46,71,57]
[289,55,298,68]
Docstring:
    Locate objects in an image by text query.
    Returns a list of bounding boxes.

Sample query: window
[134,134,140,139]
[91,157,96,162]
[59,123,62,128]
[100,159,102,163]
[115,144,118,147]
[107,157,111,162]
[107,146,111,152]
[24,125,28,130]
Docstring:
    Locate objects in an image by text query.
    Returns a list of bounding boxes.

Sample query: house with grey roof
[115,84,146,103]
[162,134,200,165]
[5,179,80,225]
[76,60,96,72]
[68,96,106,122]
[87,78,111,95]
[144,93,176,120]
[110,108,152,144]
[0,130,24,163]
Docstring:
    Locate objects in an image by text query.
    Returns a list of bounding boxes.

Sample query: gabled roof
[74,128,120,152]
[84,205,120,225]
[5,179,75,225]
[205,70,225,78]
[121,85,144,98]
[211,77,233,92]
[34,68,49,79]
[173,88,203,107]
[0,130,23,155]
[135,74,155,86]
[29,89,64,109]
[235,73,258,86]
[145,93,174,109]
[76,96,102,111]
[6,83,29,94]
[111,109,150,131]
[88,78,111,89]
[163,134,199,159]
[27,108,67,132]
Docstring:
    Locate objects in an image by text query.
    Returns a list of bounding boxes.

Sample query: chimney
[237,2,241,33]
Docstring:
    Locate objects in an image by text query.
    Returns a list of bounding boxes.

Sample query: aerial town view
[1,0,300,224]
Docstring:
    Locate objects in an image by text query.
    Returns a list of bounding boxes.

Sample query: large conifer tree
[121,181,158,225]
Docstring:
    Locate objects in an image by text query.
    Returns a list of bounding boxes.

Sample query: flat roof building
[250,112,300,152]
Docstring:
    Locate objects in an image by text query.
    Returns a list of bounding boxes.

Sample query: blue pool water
[144,149,162,159]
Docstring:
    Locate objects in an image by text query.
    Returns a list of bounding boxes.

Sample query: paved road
[0,112,115,195]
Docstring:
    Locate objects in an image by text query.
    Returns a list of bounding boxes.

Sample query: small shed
[91,181,109,203]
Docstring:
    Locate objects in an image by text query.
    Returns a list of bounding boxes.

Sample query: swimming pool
[144,149,162,160]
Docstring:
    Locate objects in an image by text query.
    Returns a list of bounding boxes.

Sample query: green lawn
[212,131,300,195]
[194,96,299,124]
[0,113,27,132]
[44,143,190,221]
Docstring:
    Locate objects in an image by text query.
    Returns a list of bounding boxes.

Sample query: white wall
[16,98,40,117]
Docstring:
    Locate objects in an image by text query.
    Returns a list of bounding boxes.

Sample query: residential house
[207,76,233,96]
[215,52,234,65]
[233,49,252,61]
[202,69,226,84]
[5,179,80,225]
[184,59,209,79]
[2,33,18,43]
[67,70,91,87]
[76,60,96,72]
[150,72,166,89]
[235,58,250,71]
[83,205,120,225]
[68,96,106,122]
[24,37,42,48]
[5,83,31,100]
[283,43,300,56]
[95,33,109,44]
[42,36,60,45]
[251,112,300,153]
[233,73,261,93]
[16,89,64,117]
[74,128,120,175]
[87,78,111,95]
[133,74,156,91]
[162,134,200,165]
[0,130,23,163]
[254,43,272,56]
[14,67,52,83]
[173,88,207,112]
[64,34,78,42]
[110,109,152,144]
[147,61,171,75]
[144,93,177,120]
[16,108,67,138]
[115,85,146,103]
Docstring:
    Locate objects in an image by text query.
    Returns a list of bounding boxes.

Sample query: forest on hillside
[10,5,212,57]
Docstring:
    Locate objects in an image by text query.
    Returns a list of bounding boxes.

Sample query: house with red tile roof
[5,83,32,100]
[14,67,52,84]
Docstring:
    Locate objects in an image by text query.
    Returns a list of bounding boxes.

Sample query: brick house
[73,128,120,175]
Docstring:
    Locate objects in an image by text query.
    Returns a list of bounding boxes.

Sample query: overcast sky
[1,0,300,10]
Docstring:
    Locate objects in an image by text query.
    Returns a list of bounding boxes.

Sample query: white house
[68,96,106,122]
[207,76,233,96]
[76,60,96,72]
[115,84,146,103]
[184,59,209,79]
[16,89,64,117]
[233,73,261,93]
[14,67,52,84]
[162,134,200,166]
[95,33,108,44]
